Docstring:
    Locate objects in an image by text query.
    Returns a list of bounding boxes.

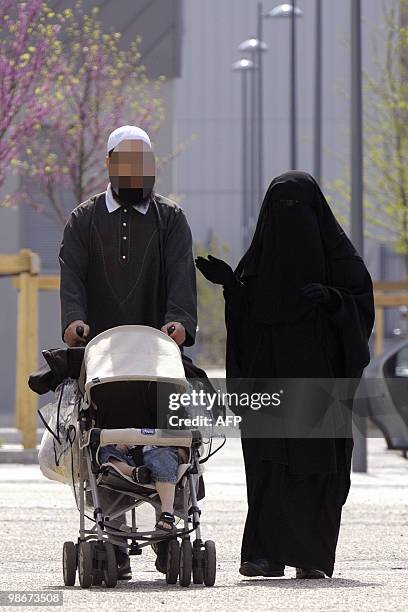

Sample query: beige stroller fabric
[84,325,189,401]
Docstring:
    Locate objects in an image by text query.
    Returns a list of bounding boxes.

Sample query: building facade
[0,0,403,421]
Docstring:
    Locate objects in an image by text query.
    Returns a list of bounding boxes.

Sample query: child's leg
[109,459,134,478]
[154,482,176,517]
[143,446,179,529]
[98,444,134,477]
[109,457,151,485]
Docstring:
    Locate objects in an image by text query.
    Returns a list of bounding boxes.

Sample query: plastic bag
[38,378,81,485]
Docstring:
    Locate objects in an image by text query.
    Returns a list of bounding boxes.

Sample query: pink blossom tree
[0,0,60,189]
[11,1,166,226]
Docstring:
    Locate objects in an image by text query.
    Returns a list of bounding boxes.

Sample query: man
[59,125,197,578]
[60,125,196,348]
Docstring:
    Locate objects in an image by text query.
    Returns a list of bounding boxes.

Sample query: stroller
[30,325,219,589]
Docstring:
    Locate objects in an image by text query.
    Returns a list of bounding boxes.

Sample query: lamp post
[266,3,303,170]
[257,2,265,207]
[314,0,322,183]
[238,37,268,233]
[233,58,257,250]
[350,0,366,473]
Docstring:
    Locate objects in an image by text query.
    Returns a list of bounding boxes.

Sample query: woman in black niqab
[196,171,374,578]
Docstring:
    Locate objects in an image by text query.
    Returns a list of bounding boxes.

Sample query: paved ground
[0,437,407,612]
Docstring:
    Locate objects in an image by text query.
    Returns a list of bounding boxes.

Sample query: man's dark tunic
[59,192,197,345]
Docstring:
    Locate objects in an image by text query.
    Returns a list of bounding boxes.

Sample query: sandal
[131,465,151,485]
[155,512,176,533]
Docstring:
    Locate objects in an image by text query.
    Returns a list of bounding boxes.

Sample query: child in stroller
[97,442,189,532]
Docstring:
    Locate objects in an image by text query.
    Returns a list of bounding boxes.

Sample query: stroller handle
[77,324,176,341]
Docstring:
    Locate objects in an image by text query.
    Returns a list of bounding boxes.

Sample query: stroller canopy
[84,325,189,401]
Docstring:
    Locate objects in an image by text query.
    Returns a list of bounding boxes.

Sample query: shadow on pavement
[46,576,380,592]
[46,581,227,592]
[235,577,380,589]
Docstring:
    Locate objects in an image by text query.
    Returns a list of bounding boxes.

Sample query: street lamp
[232,58,257,249]
[350,0,366,473]
[265,3,303,170]
[238,37,268,234]
[314,0,323,184]
[267,3,303,17]
[238,38,268,54]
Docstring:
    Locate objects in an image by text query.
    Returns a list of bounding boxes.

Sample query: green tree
[365,0,408,272]
[194,238,229,367]
[333,0,408,274]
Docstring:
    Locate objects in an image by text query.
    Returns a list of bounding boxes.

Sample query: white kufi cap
[107,125,151,154]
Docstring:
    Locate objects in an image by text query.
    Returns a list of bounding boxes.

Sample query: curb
[0,448,39,464]
[0,428,44,445]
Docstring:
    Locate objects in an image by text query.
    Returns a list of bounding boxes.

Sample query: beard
[112,187,149,206]
[110,176,155,206]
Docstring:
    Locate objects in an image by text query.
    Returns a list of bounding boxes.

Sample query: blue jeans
[98,445,180,484]
[143,446,180,483]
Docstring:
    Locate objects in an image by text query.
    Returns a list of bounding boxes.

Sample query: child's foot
[106,460,151,485]
[155,512,176,532]
[131,465,151,485]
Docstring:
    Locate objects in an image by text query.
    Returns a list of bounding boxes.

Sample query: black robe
[225,172,374,576]
[59,191,197,345]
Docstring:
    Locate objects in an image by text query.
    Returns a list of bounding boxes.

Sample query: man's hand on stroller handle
[63,319,90,347]
[161,322,185,346]
[63,320,185,346]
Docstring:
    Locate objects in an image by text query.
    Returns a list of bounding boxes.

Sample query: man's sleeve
[59,207,90,340]
[164,208,197,346]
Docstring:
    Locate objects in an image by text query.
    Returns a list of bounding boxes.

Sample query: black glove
[195,254,235,286]
[301,282,331,304]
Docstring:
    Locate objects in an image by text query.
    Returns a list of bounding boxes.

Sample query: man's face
[106,139,156,205]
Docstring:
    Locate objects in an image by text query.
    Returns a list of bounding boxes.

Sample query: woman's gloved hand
[195,254,235,287]
[301,282,331,304]
[302,283,342,317]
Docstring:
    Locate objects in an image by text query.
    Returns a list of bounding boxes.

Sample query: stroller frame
[46,324,218,589]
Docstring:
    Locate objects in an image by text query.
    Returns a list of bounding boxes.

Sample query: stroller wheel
[103,542,118,588]
[90,542,103,586]
[203,540,216,587]
[165,539,180,584]
[92,572,103,586]
[78,542,93,588]
[62,541,77,586]
[192,540,204,584]
[179,540,192,587]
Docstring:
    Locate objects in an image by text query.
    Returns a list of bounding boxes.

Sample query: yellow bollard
[14,250,40,449]
[15,272,29,431]
[24,273,39,449]
[375,305,384,357]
